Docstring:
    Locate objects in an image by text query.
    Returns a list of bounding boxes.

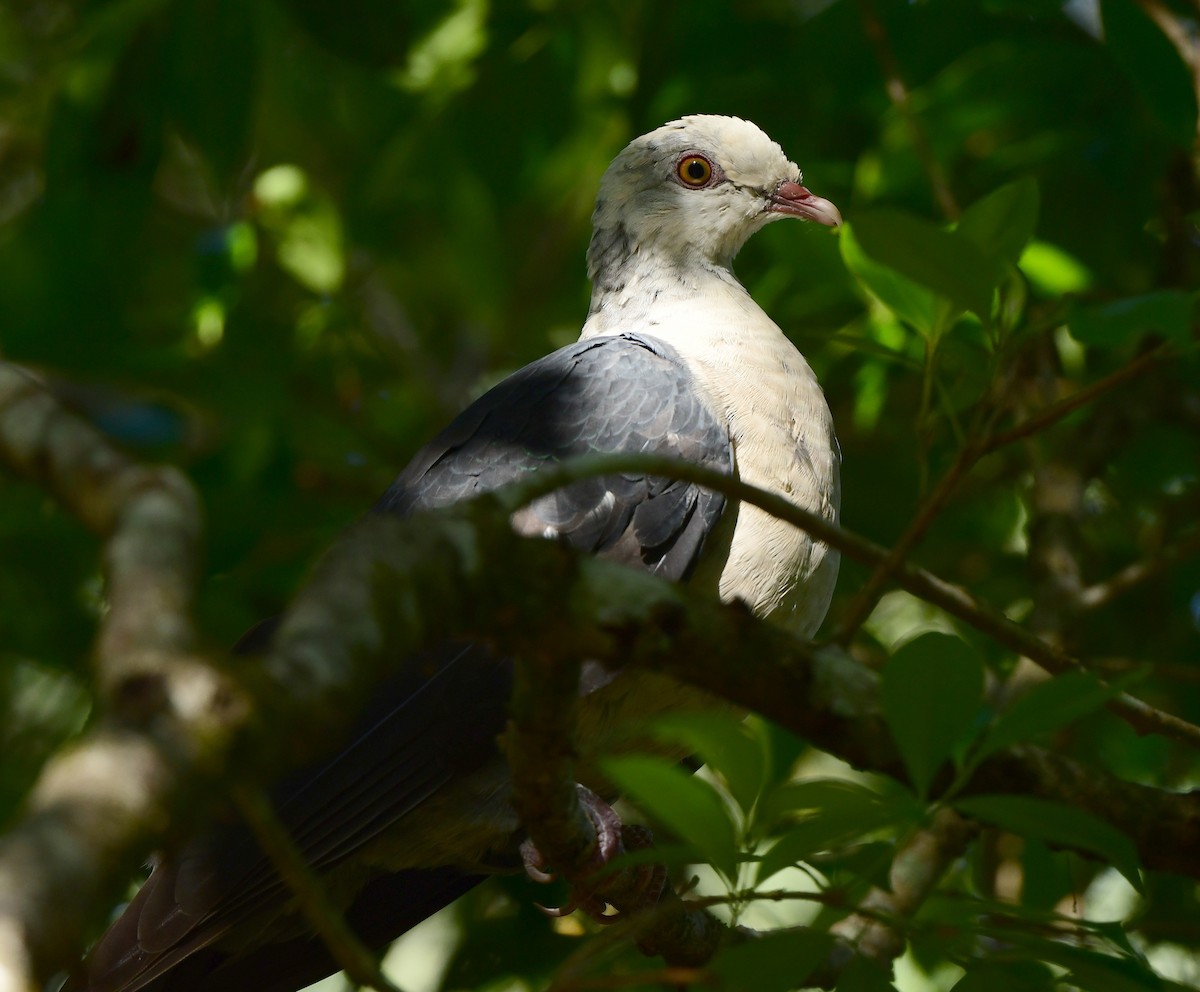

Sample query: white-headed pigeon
[74,115,841,992]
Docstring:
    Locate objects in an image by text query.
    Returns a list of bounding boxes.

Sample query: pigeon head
[587,115,840,281]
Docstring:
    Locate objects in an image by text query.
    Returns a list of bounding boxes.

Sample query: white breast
[582,275,840,637]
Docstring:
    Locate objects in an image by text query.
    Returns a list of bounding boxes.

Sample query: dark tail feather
[109,868,483,992]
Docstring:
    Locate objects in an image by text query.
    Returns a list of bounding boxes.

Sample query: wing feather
[80,333,730,992]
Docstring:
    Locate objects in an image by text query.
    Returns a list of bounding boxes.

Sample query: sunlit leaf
[755,778,919,885]
[393,0,488,99]
[956,178,1040,268]
[254,166,346,294]
[848,209,997,321]
[1019,240,1092,294]
[652,710,769,817]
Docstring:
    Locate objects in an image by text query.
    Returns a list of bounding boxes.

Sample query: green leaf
[1101,0,1199,147]
[964,922,1165,990]
[996,264,1029,336]
[881,634,986,797]
[951,962,1057,992]
[756,780,922,884]
[600,754,738,882]
[1036,942,1163,992]
[710,929,833,992]
[836,955,899,991]
[277,0,426,66]
[652,711,769,818]
[980,0,1064,14]
[760,778,903,827]
[974,670,1131,762]
[254,166,346,294]
[1019,240,1093,295]
[956,178,1040,268]
[848,209,998,320]
[1091,919,1155,964]
[1069,291,1195,347]
[841,221,939,336]
[954,796,1143,892]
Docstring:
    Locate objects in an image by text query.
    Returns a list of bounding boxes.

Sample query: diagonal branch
[282,503,1200,880]
[501,451,1200,750]
[1078,530,1200,611]
[2,490,1199,987]
[825,809,977,969]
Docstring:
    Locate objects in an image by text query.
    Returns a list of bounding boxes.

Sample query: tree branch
[0,364,247,990]
[826,809,977,968]
[0,363,207,698]
[1,494,1198,986]
[283,505,1200,880]
[503,581,725,970]
[500,452,1200,750]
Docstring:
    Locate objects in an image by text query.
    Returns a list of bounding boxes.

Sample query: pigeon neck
[583,222,741,333]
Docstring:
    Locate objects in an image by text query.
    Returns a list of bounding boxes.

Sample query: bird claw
[532,892,617,922]
[521,786,667,923]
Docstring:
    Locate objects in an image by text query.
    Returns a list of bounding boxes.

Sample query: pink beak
[767,180,842,227]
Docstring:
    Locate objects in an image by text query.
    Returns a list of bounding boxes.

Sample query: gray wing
[80,644,508,992]
[77,333,731,992]
[377,332,732,579]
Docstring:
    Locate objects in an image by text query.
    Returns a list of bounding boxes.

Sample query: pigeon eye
[676,154,714,187]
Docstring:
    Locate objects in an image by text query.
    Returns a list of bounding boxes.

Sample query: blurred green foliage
[1,0,1199,989]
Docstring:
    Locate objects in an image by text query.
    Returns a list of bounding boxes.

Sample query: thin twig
[978,343,1171,456]
[1078,531,1200,610]
[826,809,976,969]
[856,0,959,219]
[833,440,977,646]
[833,342,1171,644]
[233,787,406,992]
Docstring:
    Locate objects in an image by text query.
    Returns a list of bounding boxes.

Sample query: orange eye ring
[677,154,714,187]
